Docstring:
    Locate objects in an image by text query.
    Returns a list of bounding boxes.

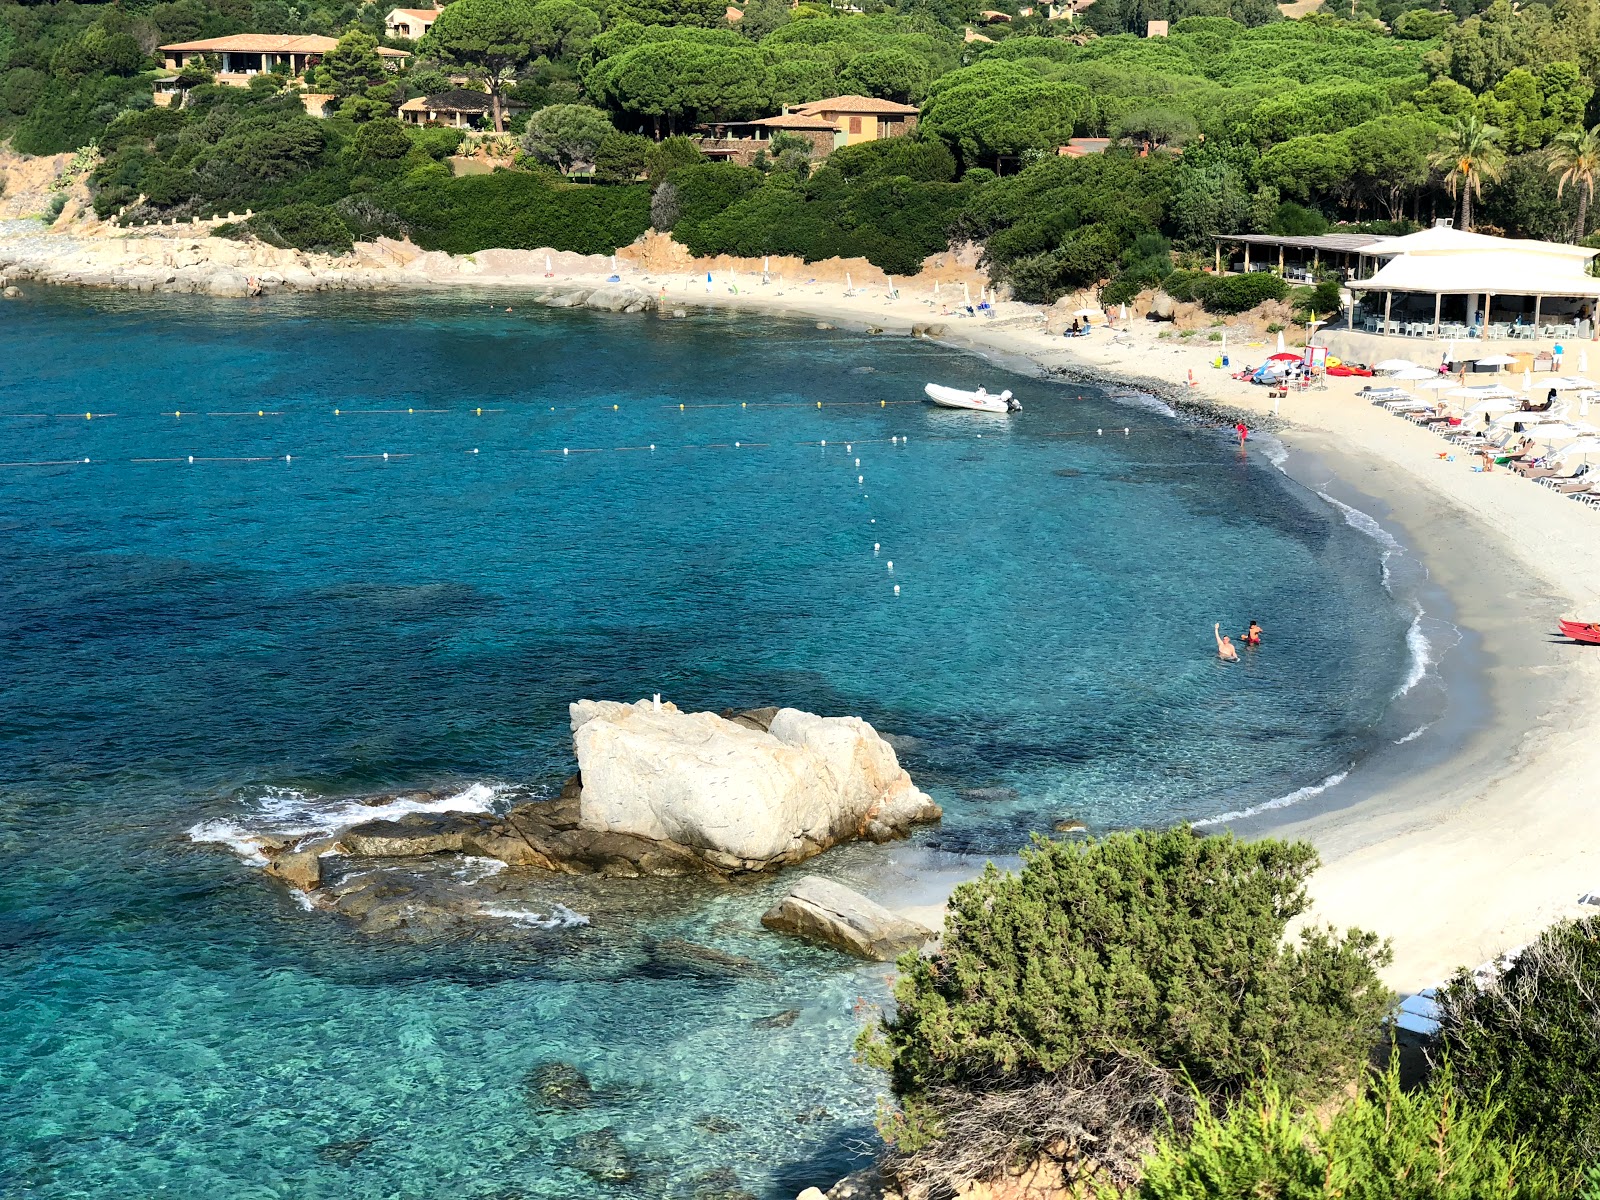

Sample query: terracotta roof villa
[399,89,527,129]
[698,94,920,164]
[160,34,409,83]
[386,6,443,38]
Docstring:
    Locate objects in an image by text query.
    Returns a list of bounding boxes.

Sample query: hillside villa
[399,89,527,129]
[157,34,409,87]
[697,95,919,165]
[386,7,444,39]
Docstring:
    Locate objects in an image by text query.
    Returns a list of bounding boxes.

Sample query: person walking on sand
[1215,623,1239,662]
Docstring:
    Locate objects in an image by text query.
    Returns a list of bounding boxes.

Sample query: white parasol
[1374,358,1421,372]
[1472,353,1518,369]
[1548,375,1598,390]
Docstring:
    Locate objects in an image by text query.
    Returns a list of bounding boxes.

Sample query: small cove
[0,289,1421,1198]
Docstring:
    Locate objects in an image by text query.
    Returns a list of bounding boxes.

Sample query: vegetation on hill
[1435,914,1600,1180]
[859,827,1393,1191]
[8,0,1600,285]
[859,828,1600,1196]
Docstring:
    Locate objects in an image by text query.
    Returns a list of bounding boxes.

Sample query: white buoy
[846,443,852,452]
[858,475,864,483]
[1097,429,1103,435]
[187,455,194,463]
[1124,428,1129,435]
[893,584,900,595]
[650,444,656,450]
[854,458,860,466]
[735,441,741,447]
[473,448,479,454]
[886,561,893,570]
[891,436,898,443]
[870,518,875,523]
[383,452,389,460]
[285,454,291,462]
[874,542,880,551]
[563,447,569,455]
[820,440,827,447]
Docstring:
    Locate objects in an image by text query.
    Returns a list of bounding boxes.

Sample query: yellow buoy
[85,412,91,420]
[476,407,482,415]
[880,400,885,407]
[258,410,264,417]
[408,407,414,414]
[816,401,822,408]
[613,404,618,411]
[335,408,341,415]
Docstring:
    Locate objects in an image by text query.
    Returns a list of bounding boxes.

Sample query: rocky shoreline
[210,699,942,953]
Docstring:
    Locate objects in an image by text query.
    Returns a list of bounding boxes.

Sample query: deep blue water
[0,289,1415,1199]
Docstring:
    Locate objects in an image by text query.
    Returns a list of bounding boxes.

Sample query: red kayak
[1559,619,1600,644]
[1327,366,1374,377]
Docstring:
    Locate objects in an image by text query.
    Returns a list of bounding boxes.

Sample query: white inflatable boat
[924,383,1020,413]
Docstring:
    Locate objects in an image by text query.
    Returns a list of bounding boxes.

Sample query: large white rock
[569,699,939,869]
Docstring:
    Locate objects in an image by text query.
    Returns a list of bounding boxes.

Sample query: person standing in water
[1244,620,1262,646]
[1235,421,1249,448]
[1215,623,1239,661]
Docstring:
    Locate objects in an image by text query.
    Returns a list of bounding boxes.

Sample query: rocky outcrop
[238,700,939,931]
[571,699,940,871]
[761,875,934,961]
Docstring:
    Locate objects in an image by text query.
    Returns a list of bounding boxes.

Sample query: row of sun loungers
[1360,384,1600,505]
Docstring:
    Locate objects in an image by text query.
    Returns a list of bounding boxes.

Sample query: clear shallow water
[0,289,1416,1198]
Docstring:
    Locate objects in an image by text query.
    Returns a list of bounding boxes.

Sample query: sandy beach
[7,225,1599,993]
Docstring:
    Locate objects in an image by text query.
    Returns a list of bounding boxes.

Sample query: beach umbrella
[1463,397,1521,416]
[1277,330,1286,352]
[1120,304,1128,320]
[1473,353,1518,369]
[1416,378,1455,391]
[1549,435,1600,461]
[1549,375,1597,389]
[706,270,713,293]
[845,272,853,294]
[1374,358,1420,372]
[1523,367,1532,392]
[1392,367,1437,379]
[963,281,972,307]
[544,253,553,275]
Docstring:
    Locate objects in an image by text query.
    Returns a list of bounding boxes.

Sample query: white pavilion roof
[1351,227,1600,296]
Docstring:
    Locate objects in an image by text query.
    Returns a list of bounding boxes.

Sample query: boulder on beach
[760,875,934,961]
[571,699,940,871]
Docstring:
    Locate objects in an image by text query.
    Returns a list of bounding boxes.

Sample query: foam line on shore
[188,781,504,862]
[1192,768,1352,828]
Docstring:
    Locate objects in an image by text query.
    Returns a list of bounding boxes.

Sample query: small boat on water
[924,383,1020,413]
[1559,618,1600,644]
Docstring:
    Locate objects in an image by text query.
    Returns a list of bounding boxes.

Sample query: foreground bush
[227,203,354,254]
[862,828,1392,1191]
[1137,1063,1561,1199]
[1197,271,1289,313]
[1436,914,1600,1178]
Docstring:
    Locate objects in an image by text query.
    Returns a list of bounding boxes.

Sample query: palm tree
[1550,125,1600,242]
[1429,115,1506,232]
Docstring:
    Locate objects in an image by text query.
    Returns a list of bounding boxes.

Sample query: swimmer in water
[1244,620,1262,646]
[1215,623,1239,662]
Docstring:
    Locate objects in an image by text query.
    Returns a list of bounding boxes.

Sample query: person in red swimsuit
[1244,620,1262,646]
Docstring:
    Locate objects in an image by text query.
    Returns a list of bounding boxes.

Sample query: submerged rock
[691,1167,759,1200]
[525,1061,593,1110]
[761,876,933,961]
[563,1127,635,1183]
[649,937,773,980]
[316,1138,374,1166]
[751,1008,799,1029]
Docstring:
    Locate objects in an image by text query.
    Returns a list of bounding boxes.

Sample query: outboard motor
[1002,389,1020,412]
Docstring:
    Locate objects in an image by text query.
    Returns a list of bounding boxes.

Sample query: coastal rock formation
[233,700,939,931]
[761,875,934,961]
[571,699,940,870]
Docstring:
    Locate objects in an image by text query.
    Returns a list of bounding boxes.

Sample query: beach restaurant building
[1345,224,1600,340]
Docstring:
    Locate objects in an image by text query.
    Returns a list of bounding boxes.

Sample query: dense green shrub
[382,167,651,254]
[1436,914,1600,1178]
[862,828,1391,1185]
[1199,271,1289,312]
[232,202,354,253]
[1137,1064,1562,1199]
[827,137,958,183]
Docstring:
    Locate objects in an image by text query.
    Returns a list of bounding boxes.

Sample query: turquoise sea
[0,289,1419,1199]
